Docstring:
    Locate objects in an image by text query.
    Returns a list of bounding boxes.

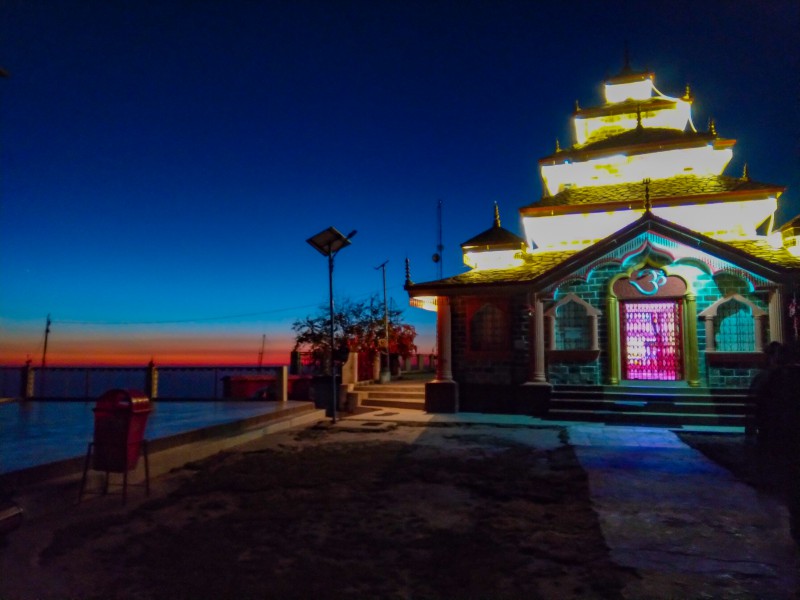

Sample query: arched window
[545,293,600,351]
[699,294,766,353]
[469,302,509,352]
[716,299,755,351]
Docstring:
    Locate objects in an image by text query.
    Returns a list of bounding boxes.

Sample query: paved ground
[569,425,798,598]
[1,409,798,599]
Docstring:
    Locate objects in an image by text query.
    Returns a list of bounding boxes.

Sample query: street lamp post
[306,227,357,423]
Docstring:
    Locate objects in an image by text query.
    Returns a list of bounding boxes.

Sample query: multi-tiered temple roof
[407,61,799,303]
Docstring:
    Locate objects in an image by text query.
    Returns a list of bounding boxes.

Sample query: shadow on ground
[34,424,636,600]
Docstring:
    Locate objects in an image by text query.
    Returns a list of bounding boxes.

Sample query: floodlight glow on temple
[405,58,800,419]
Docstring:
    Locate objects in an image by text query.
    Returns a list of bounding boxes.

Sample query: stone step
[547,408,747,427]
[548,385,753,426]
[549,397,752,416]
[353,382,426,410]
[552,385,749,401]
[360,398,426,410]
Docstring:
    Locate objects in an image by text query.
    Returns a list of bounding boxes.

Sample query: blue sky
[1,0,798,365]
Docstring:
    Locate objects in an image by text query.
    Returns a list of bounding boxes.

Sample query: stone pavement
[569,425,799,598]
[2,406,798,599]
[345,411,800,598]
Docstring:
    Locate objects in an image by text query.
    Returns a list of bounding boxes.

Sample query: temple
[406,61,800,424]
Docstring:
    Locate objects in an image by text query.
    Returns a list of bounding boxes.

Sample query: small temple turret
[461,203,527,270]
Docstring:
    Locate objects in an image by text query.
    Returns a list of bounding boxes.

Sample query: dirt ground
[1,422,639,600]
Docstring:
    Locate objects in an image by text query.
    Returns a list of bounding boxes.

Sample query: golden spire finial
[643,178,652,212]
[404,257,412,286]
[623,40,631,74]
[493,201,501,228]
[574,99,580,112]
[708,118,717,136]
[555,138,561,153]
[742,163,750,181]
[683,84,692,100]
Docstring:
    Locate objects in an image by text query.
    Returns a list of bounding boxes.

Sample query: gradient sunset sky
[1,0,798,366]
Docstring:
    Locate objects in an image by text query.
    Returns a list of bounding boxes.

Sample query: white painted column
[277,365,288,403]
[755,316,766,352]
[545,315,555,351]
[534,295,547,383]
[769,288,785,344]
[704,317,716,352]
[436,296,454,382]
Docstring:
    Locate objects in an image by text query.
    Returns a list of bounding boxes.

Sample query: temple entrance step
[548,385,752,427]
[353,381,426,410]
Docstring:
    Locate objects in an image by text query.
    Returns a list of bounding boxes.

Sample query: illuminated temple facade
[406,63,800,421]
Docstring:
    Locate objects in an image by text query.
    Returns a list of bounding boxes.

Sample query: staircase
[353,380,427,411]
[547,384,753,427]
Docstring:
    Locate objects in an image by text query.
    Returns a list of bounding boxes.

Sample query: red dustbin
[78,389,153,504]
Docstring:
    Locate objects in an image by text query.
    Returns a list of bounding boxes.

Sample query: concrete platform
[0,401,324,495]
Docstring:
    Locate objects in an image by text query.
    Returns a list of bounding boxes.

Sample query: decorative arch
[619,241,675,269]
[698,294,767,352]
[606,260,700,386]
[545,293,601,351]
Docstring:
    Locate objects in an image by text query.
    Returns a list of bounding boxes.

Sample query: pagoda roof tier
[461,224,527,251]
[408,249,579,294]
[407,212,800,297]
[540,129,733,165]
[604,70,654,85]
[522,175,784,215]
[574,96,676,120]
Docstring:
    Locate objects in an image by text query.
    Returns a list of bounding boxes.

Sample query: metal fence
[0,353,436,400]
[0,366,284,400]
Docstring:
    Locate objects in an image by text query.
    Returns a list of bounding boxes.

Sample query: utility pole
[258,334,266,368]
[375,260,390,383]
[40,314,51,398]
[41,314,51,369]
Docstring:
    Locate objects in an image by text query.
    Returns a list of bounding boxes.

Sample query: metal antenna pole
[431,199,444,278]
[436,199,443,279]
[375,260,390,382]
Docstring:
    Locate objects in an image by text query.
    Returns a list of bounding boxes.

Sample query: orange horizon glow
[0,322,437,368]
[0,330,297,368]
[0,338,438,368]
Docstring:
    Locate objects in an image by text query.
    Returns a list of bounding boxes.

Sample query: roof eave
[521,186,786,216]
[539,135,729,165]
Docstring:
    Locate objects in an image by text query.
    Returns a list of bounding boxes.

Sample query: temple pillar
[607,296,620,384]
[545,314,555,351]
[533,294,547,383]
[769,288,785,344]
[518,293,551,417]
[425,296,458,413]
[685,294,701,387]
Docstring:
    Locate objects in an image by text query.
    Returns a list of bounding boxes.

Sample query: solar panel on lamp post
[306,227,357,423]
